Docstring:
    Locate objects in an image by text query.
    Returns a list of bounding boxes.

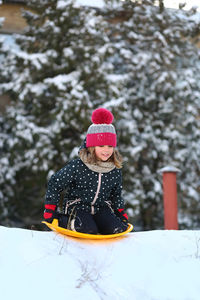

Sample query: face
[95,145,114,161]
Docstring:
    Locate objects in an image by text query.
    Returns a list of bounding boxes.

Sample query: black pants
[68,207,128,234]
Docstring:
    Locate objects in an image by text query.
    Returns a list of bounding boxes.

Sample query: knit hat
[86,108,117,147]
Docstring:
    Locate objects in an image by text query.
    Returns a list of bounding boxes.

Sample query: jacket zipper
[91,173,102,215]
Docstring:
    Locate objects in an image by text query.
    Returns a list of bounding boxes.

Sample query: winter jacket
[45,158,124,215]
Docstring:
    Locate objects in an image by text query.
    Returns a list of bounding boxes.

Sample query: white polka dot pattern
[45,158,124,213]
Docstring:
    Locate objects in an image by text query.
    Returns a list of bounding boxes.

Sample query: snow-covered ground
[1,225,200,300]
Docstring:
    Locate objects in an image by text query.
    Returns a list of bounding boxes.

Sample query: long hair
[79,147,123,169]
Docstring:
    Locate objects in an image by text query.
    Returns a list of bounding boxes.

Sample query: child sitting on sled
[43,108,128,234]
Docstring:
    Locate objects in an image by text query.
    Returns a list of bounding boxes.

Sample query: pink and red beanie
[86,108,117,148]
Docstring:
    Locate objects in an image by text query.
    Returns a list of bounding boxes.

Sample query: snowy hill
[1,226,200,300]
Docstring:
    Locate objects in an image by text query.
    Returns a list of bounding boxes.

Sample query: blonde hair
[79,147,123,169]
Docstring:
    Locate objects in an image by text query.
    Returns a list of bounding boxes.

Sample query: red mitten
[115,208,128,223]
[43,204,57,223]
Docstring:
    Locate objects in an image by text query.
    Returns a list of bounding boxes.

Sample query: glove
[115,208,128,224]
[43,204,58,223]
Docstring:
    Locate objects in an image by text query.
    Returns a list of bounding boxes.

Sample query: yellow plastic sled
[42,219,133,240]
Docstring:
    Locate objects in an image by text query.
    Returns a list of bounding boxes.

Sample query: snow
[158,166,181,173]
[57,0,105,9]
[1,225,200,300]
[164,0,200,12]
[44,72,80,90]
[77,0,104,7]
[0,34,20,51]
[76,0,200,11]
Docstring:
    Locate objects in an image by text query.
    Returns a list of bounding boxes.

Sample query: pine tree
[1,0,200,230]
[105,0,200,229]
[0,11,11,224]
[0,0,120,226]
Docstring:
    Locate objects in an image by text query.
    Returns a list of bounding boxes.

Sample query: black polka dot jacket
[45,158,125,215]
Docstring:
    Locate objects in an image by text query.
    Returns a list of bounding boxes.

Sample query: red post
[159,166,180,230]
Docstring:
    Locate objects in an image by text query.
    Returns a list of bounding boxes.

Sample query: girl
[43,108,128,234]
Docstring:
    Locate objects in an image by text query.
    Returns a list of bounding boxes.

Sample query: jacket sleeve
[109,170,125,210]
[45,160,76,206]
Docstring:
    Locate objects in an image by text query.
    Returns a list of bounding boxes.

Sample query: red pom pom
[91,108,114,124]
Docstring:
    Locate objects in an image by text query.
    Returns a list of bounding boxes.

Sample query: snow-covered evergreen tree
[0,7,5,70]
[1,0,200,229]
[0,14,5,221]
[105,0,200,229]
[0,0,120,226]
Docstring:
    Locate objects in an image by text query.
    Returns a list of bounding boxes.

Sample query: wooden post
[159,166,180,230]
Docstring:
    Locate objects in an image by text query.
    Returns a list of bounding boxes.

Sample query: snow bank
[1,225,200,300]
